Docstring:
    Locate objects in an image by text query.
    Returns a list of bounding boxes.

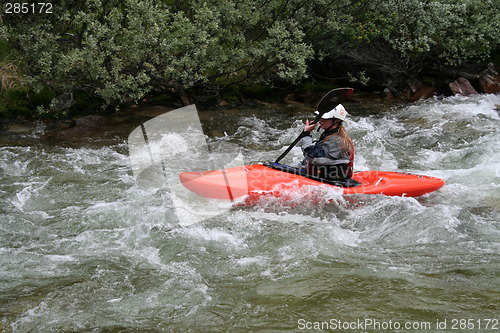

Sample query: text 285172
[4,3,53,14]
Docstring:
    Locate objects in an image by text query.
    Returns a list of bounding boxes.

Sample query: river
[1,94,499,332]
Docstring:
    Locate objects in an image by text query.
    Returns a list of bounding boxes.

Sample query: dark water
[1,94,499,332]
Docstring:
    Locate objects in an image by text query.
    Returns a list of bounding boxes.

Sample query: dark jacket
[299,129,354,179]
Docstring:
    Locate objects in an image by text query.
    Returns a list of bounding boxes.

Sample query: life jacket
[303,134,354,180]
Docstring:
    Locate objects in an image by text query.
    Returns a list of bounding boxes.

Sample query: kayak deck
[179,163,445,201]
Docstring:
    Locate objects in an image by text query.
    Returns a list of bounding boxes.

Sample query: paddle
[274,87,354,163]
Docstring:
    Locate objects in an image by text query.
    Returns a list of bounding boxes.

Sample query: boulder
[478,64,500,93]
[449,77,478,96]
[410,85,437,101]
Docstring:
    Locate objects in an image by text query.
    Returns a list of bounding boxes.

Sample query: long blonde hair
[337,122,353,156]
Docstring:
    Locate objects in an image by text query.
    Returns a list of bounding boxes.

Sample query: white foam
[178,226,247,249]
[234,256,269,266]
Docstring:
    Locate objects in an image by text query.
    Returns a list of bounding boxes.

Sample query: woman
[299,104,354,180]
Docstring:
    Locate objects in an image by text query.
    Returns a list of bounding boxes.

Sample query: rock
[217,99,229,107]
[44,115,111,138]
[406,77,423,93]
[479,74,500,93]
[74,115,108,128]
[397,88,412,101]
[478,64,500,93]
[406,77,438,100]
[5,123,33,133]
[41,119,73,135]
[411,85,437,101]
[383,88,395,101]
[449,77,478,96]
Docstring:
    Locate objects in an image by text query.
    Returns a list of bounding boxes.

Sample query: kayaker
[299,104,354,180]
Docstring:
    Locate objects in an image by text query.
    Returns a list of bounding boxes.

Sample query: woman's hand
[304,119,317,132]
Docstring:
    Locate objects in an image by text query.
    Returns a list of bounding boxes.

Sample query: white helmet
[314,104,348,121]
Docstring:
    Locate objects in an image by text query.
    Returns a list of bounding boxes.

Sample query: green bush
[0,0,497,117]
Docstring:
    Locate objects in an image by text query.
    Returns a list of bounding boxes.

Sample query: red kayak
[179,162,445,203]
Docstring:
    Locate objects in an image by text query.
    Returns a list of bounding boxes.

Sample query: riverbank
[2,84,499,143]
[0,90,376,141]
